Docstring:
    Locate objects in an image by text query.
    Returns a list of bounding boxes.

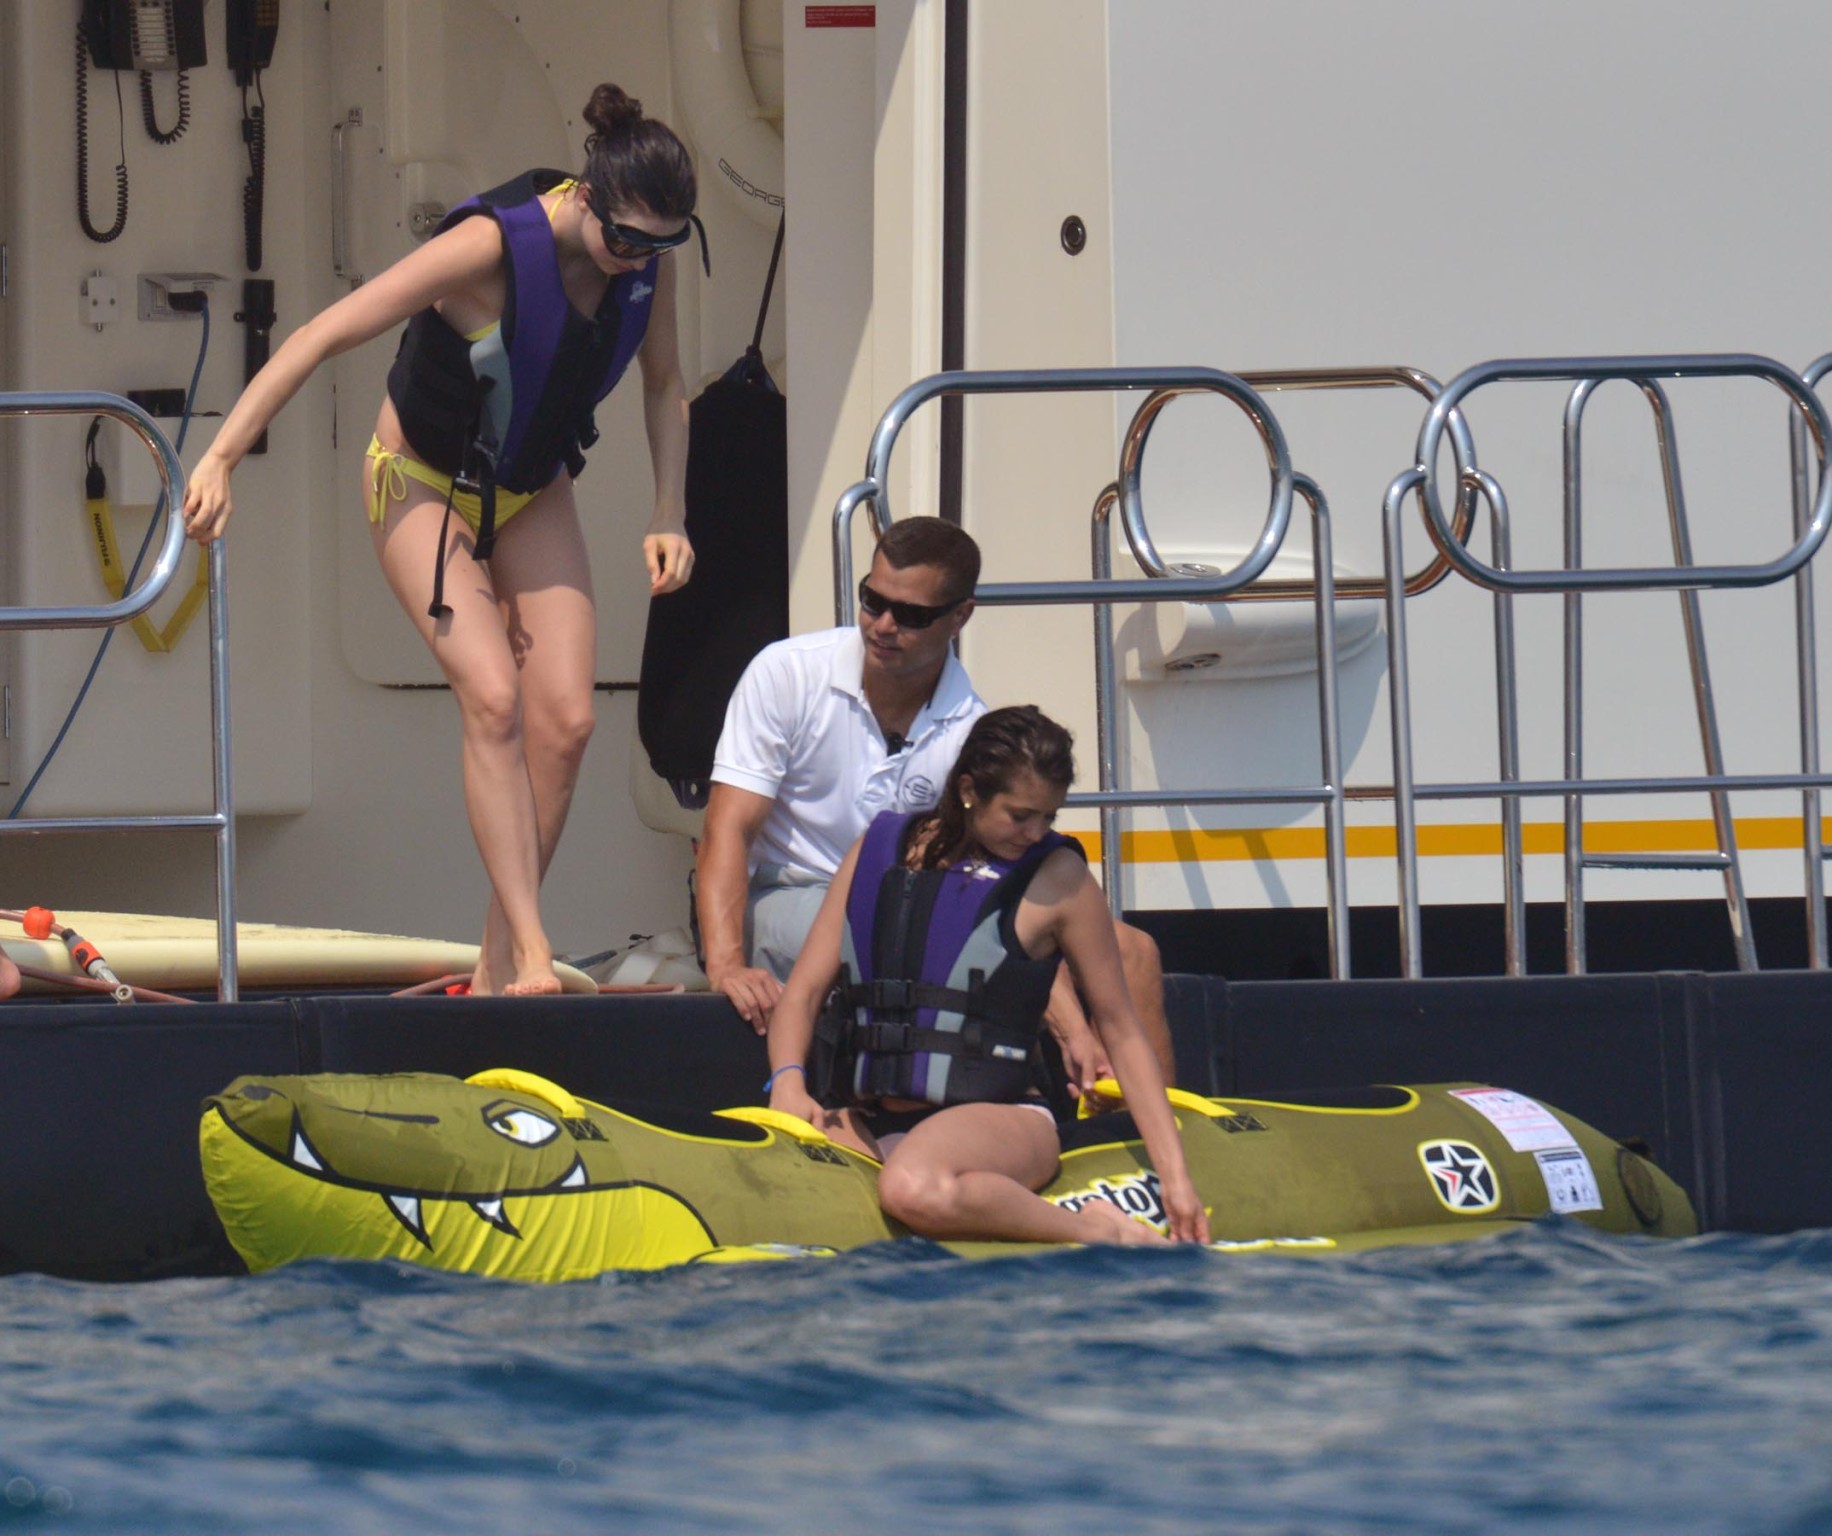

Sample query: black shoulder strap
[725,212,785,391]
[752,212,785,354]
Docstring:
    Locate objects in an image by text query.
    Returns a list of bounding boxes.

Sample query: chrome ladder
[0,391,240,1000]
[1382,354,1832,977]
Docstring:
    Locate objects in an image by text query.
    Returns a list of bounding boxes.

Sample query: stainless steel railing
[833,367,1296,615]
[0,391,239,1001]
[1384,353,1832,977]
[1086,469,1351,974]
[1414,356,1832,591]
[830,363,1397,976]
[1118,367,1480,601]
[1560,379,1753,972]
[1791,352,1832,968]
[1086,366,1482,977]
[834,353,1832,982]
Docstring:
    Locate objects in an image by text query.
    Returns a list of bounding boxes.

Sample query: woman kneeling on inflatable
[766,706,1208,1246]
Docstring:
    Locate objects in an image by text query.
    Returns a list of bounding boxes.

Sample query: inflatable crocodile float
[199,1069,1696,1281]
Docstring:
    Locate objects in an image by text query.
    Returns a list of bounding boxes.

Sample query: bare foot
[0,950,20,1001]
[1074,1199,1171,1246]
[472,953,559,997]
[503,938,561,995]
[470,902,516,997]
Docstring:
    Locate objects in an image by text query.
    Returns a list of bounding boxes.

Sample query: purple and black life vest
[812,810,1083,1108]
[386,168,658,501]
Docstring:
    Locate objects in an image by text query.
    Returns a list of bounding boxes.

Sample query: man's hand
[696,783,782,1032]
[709,959,782,1034]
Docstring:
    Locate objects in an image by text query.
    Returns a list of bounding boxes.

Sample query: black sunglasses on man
[858,578,965,631]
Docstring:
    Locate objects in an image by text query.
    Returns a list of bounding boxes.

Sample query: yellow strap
[86,495,209,653]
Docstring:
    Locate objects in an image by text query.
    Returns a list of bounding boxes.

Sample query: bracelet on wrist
[763,1062,807,1094]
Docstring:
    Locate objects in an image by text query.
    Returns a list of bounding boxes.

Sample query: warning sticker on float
[1450,1087,1575,1152]
[1535,1146,1604,1213]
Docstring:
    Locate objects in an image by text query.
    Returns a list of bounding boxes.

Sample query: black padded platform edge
[6,968,1832,1278]
[301,992,766,1107]
[0,993,761,1281]
[1216,968,1832,1234]
[0,1001,301,1280]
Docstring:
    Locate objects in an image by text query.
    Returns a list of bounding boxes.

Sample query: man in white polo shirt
[698,519,985,1027]
[696,517,1177,1089]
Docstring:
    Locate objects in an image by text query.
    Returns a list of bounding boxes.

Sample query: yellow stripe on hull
[1067,814,1832,864]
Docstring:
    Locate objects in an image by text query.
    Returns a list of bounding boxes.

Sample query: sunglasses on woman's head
[858,578,964,630]
[598,214,694,262]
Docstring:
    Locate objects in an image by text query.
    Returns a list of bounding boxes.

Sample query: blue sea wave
[5,1223,1832,1533]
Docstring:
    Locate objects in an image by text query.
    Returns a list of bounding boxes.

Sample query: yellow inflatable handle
[464,1068,586,1121]
[1076,1078,1231,1119]
[715,1105,839,1145]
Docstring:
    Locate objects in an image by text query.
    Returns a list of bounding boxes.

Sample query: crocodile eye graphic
[482,1100,560,1147]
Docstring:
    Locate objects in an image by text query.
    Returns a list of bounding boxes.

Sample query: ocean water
[4,1224,1832,1534]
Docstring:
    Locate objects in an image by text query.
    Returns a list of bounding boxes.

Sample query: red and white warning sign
[1450,1087,1575,1153]
[806,5,876,26]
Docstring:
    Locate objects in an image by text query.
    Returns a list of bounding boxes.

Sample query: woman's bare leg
[875,1104,1169,1245]
[370,479,560,996]
[469,479,597,993]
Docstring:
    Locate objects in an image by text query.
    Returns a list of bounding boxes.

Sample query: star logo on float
[1418,1139,1501,1214]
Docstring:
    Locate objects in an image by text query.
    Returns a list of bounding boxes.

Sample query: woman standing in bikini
[182,85,699,996]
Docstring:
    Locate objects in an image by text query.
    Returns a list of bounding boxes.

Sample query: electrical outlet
[138,272,227,322]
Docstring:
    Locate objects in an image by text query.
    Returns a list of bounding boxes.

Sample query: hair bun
[583,83,644,146]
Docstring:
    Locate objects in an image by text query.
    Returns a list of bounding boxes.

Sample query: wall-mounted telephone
[82,0,207,72]
[226,1,280,271]
[76,0,208,242]
[85,0,205,141]
[226,0,278,84]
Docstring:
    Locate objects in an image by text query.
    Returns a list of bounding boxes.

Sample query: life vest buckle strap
[866,977,915,1013]
[840,978,985,1019]
[851,1018,1033,1065]
[456,438,501,563]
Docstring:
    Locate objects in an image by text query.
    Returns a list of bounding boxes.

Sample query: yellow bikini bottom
[364,435,545,537]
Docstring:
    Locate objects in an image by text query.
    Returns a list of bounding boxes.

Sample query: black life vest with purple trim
[386,169,657,494]
[812,810,1083,1108]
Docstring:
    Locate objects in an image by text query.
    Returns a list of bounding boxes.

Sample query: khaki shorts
[746,866,830,982]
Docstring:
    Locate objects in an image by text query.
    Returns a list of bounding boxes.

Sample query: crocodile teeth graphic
[471,1198,521,1238]
[385,1193,431,1248]
[559,1158,588,1189]
[290,1127,324,1171]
